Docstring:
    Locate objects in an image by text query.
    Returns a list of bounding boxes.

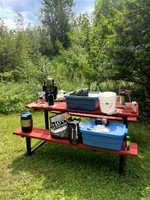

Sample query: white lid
[132,101,137,104]
[99,92,116,97]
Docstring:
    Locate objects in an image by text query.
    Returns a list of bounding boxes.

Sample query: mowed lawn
[0,111,150,200]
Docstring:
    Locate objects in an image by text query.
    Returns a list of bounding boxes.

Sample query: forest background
[0,0,150,121]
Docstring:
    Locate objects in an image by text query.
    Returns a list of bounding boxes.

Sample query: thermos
[119,89,126,106]
[21,112,33,133]
[48,93,54,106]
[68,119,81,144]
[42,78,57,101]
[118,89,132,106]
[46,77,54,93]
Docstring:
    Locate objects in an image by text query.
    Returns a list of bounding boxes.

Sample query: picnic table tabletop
[26,101,139,118]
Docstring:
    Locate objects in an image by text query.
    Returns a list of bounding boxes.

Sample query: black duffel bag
[50,112,72,138]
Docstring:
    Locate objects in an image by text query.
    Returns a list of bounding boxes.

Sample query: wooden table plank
[13,128,138,157]
[50,111,137,122]
[26,101,139,118]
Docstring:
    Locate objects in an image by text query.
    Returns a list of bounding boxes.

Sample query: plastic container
[64,92,100,111]
[132,101,137,113]
[80,121,128,150]
[21,112,33,133]
[68,119,81,144]
[99,92,116,115]
[125,136,131,151]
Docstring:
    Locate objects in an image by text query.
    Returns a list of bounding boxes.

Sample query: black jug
[68,119,81,144]
[48,92,54,106]
[21,112,33,133]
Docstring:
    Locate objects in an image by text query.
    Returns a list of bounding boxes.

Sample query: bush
[0,81,41,113]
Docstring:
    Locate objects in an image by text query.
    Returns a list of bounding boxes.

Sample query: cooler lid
[64,92,100,99]
[80,121,128,138]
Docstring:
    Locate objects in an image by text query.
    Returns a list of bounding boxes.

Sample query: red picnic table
[13,101,138,175]
[26,101,138,128]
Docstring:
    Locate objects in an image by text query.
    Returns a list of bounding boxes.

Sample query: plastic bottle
[132,101,137,113]
[125,136,131,151]
[21,112,33,133]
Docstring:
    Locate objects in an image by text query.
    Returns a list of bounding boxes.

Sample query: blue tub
[64,92,100,111]
[80,121,128,150]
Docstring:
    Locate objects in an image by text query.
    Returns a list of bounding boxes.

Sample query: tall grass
[0,77,89,114]
[0,78,134,114]
[0,81,41,113]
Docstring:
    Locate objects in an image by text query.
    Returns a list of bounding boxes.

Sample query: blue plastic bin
[80,121,128,150]
[64,92,100,111]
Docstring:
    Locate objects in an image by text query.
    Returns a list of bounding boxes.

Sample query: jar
[21,112,33,133]
[125,136,131,151]
[132,101,137,113]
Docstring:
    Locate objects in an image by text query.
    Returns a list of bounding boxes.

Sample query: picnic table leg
[26,137,45,156]
[119,155,126,175]
[26,137,31,156]
[123,117,128,128]
[44,110,49,130]
[123,117,128,141]
[25,109,48,156]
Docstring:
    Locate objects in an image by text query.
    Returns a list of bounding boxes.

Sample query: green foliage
[0,82,41,113]
[40,0,75,54]
[0,75,89,114]
[106,0,150,118]
[0,0,150,119]
[0,21,16,73]
[61,13,115,89]
[61,0,150,118]
[36,26,55,57]
[94,0,125,22]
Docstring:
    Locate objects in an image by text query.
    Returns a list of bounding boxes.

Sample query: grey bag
[50,112,72,138]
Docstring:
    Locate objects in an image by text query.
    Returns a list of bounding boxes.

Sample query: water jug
[21,112,32,133]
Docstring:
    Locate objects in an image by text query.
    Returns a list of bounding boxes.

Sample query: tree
[35,25,54,57]
[94,0,125,20]
[60,13,114,89]
[106,0,150,117]
[40,0,75,54]
[0,20,16,74]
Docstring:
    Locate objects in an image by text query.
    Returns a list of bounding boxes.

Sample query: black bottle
[48,93,54,106]
[68,119,81,144]
[21,112,33,133]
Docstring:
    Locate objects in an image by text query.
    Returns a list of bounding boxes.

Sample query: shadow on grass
[9,139,149,199]
[9,141,121,196]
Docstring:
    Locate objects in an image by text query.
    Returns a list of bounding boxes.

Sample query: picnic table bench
[13,101,138,175]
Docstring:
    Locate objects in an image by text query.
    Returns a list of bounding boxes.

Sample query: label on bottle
[71,128,74,140]
[125,137,130,151]
[132,101,137,113]
[21,120,32,128]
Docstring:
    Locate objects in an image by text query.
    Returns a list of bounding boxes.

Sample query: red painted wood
[50,111,137,122]
[26,101,139,118]
[13,128,138,157]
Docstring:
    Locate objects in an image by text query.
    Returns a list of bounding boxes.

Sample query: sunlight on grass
[0,112,150,200]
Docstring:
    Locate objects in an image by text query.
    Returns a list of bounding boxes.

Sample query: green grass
[0,112,150,200]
